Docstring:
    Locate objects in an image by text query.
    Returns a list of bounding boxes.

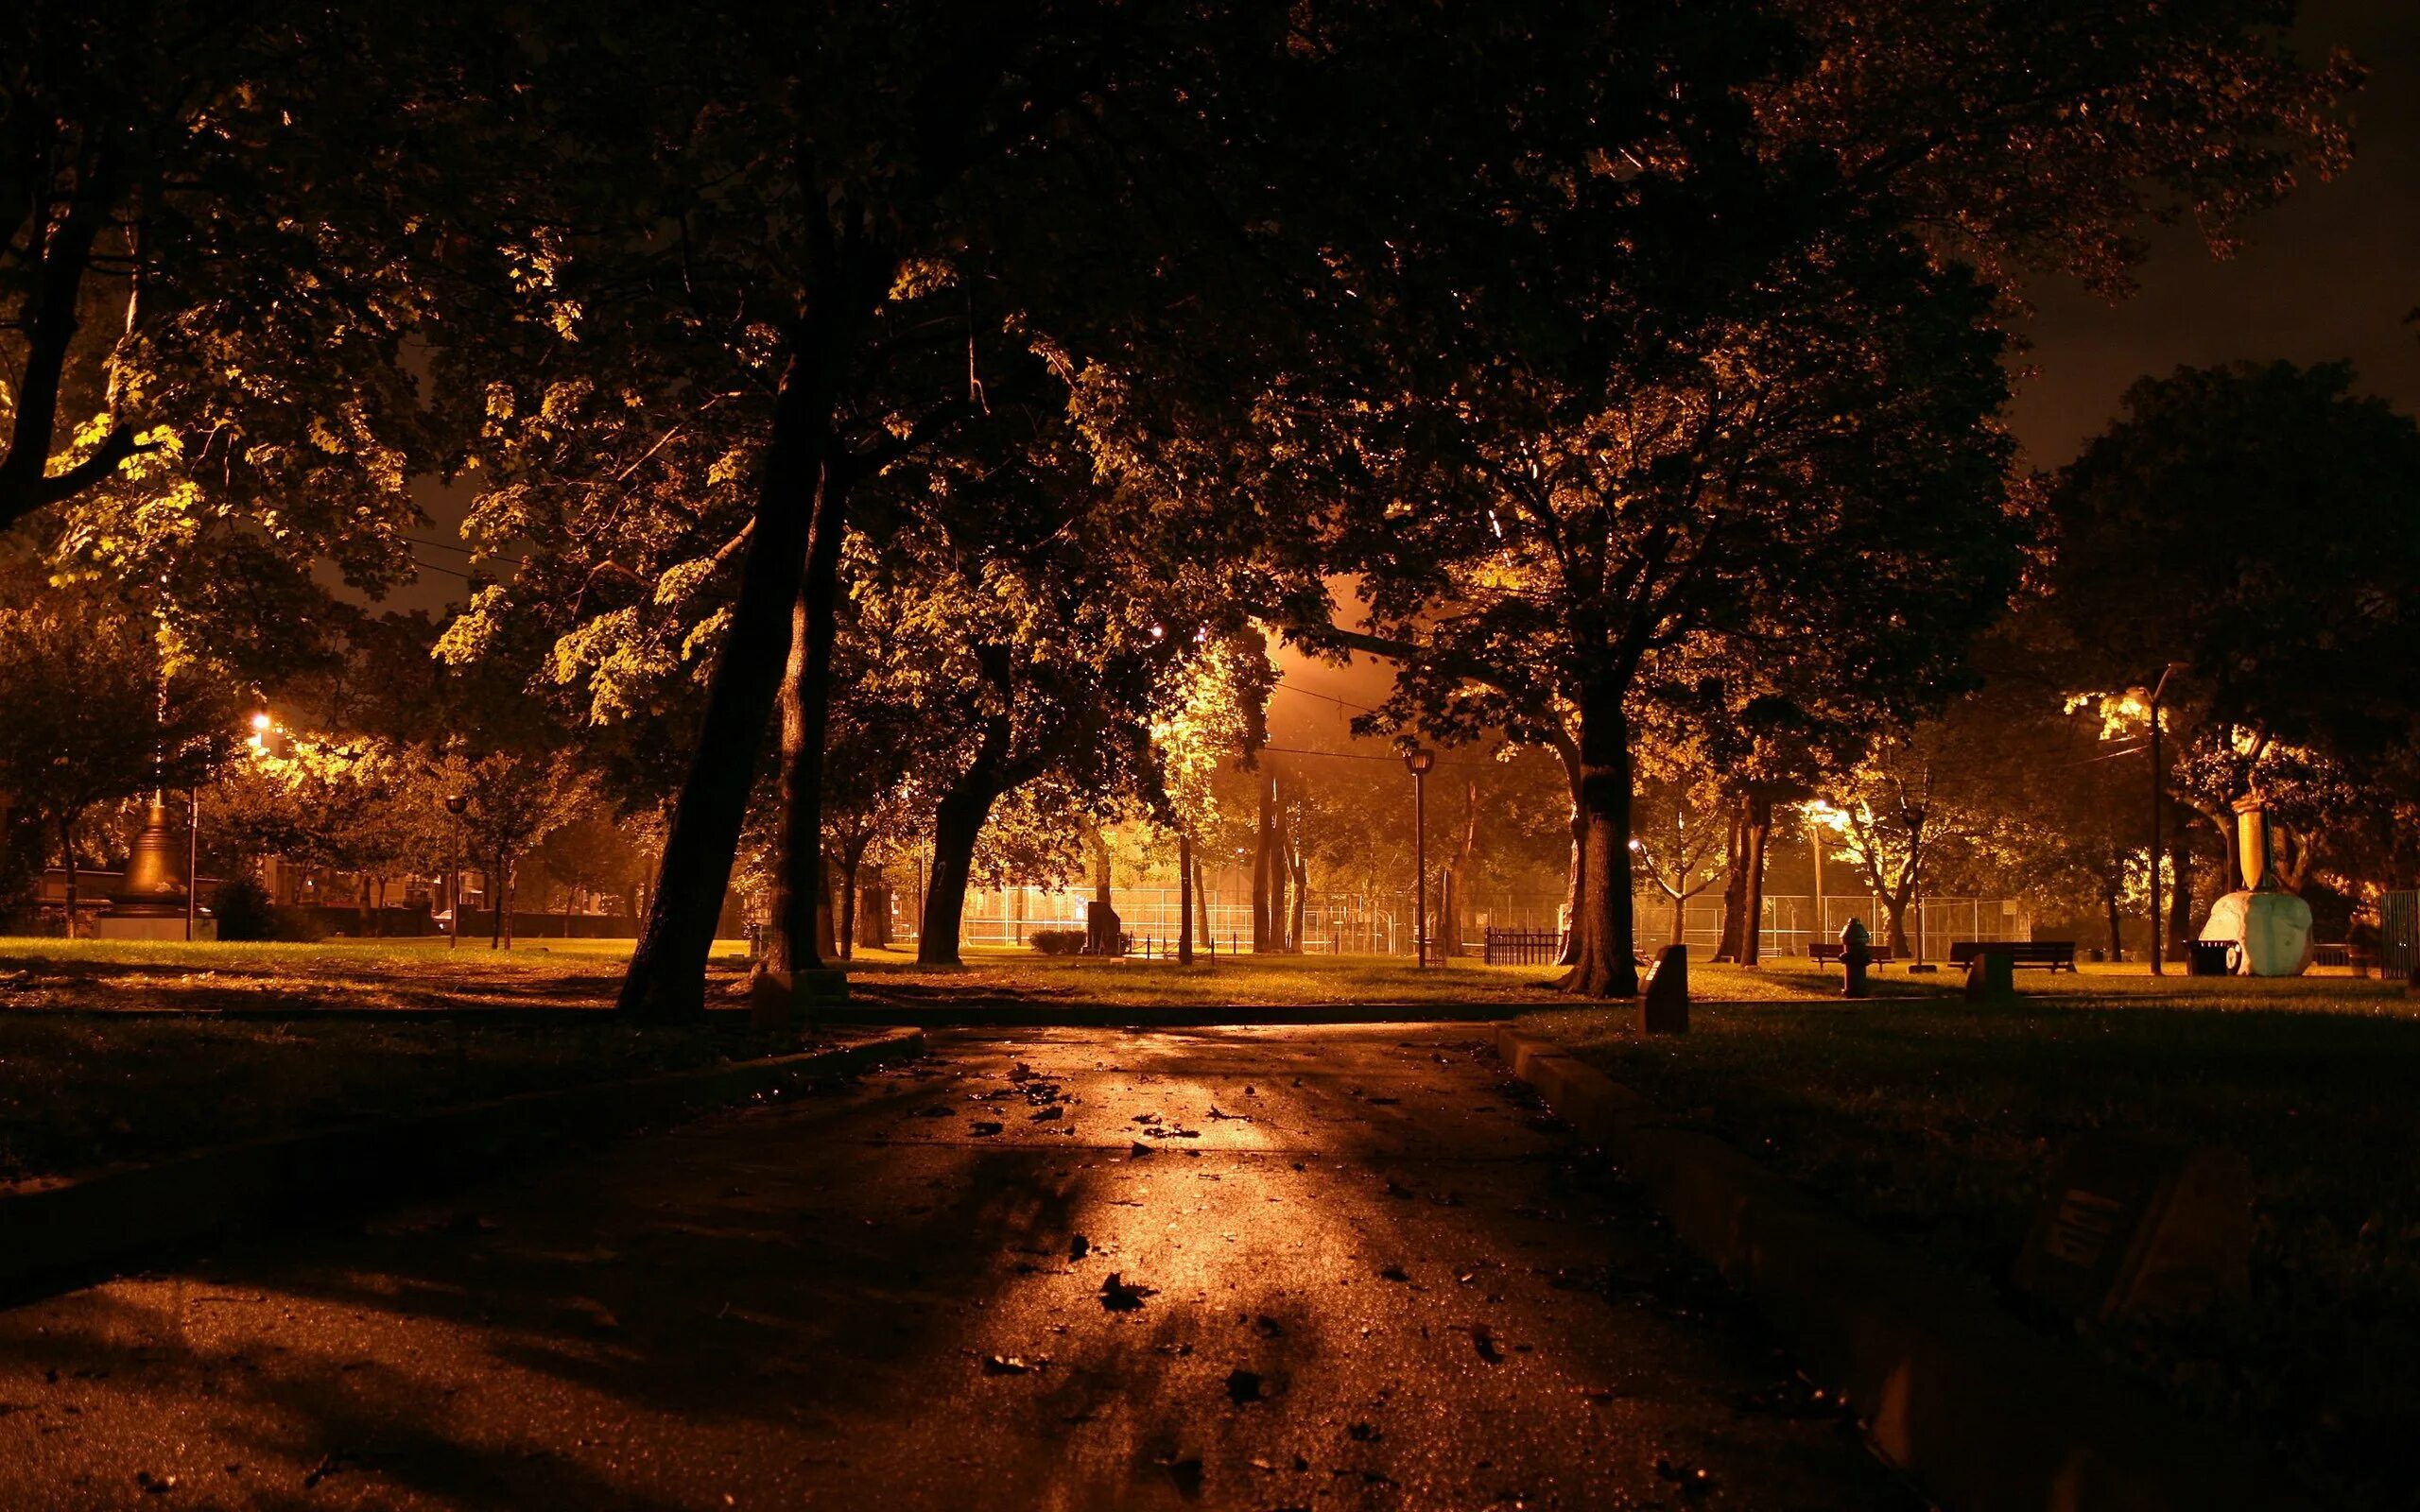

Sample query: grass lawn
[0,935,800,1190]
[842,944,1570,1005]
[0,935,759,1014]
[1528,961,2420,1509]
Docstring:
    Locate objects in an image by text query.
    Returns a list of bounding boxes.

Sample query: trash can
[2187,940,2232,977]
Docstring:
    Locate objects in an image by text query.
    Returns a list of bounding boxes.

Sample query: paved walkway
[0,1026,1916,1510]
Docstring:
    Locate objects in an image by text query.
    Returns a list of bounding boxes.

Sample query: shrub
[208,876,277,941]
[1028,928,1086,955]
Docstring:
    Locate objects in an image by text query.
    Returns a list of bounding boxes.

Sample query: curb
[1495,1026,2305,1512]
[0,1028,925,1302]
[834,1000,1536,1027]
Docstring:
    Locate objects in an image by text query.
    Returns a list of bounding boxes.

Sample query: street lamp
[444,793,469,950]
[2146,662,2187,975]
[1404,747,1434,967]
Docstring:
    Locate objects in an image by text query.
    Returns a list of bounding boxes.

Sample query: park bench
[1948,939,2077,972]
[1808,941,1897,966]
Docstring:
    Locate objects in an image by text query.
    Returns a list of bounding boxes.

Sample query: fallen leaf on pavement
[1225,1368,1265,1404]
[1099,1273,1156,1312]
[969,1121,1005,1136]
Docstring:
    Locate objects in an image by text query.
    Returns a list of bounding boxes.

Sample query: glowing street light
[1404,747,1434,967]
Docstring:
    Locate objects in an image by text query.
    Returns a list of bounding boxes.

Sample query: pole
[184,787,199,942]
[1413,767,1428,968]
[1809,821,1824,954]
[2149,684,2165,975]
[2149,667,2187,972]
[449,833,462,950]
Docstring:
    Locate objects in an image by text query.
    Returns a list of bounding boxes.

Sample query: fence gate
[2385,891,2419,982]
[1483,928,1566,965]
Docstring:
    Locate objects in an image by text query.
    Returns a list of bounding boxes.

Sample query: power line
[1259,743,1492,771]
[1273,679,1384,715]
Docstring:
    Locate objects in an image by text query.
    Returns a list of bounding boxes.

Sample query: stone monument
[95,796,199,941]
[2197,796,2312,977]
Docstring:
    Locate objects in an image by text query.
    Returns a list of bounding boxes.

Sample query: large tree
[0,581,232,925]
[429,1,1316,1019]
[3,0,447,609]
[1271,2,2351,995]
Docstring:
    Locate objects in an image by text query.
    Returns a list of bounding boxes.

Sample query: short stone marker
[2012,1136,2253,1323]
[1085,898,1125,955]
[1637,944,1687,1034]
[1962,950,2016,1005]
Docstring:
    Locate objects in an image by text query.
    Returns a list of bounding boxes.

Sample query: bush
[270,906,329,943]
[1028,928,1086,955]
[208,876,277,941]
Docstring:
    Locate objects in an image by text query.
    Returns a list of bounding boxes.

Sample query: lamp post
[2146,663,2185,975]
[444,793,469,950]
[1404,747,1434,966]
[185,786,199,942]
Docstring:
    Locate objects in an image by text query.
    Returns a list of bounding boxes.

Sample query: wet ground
[0,1026,1919,1510]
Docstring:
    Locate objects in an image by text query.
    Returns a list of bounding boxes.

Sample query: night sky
[2010,0,2420,464]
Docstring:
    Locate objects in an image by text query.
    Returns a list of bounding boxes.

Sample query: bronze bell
[111,796,190,918]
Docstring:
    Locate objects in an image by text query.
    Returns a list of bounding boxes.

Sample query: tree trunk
[1737,795,1772,967]
[769,465,850,976]
[1252,773,1275,953]
[59,816,78,940]
[619,281,870,1022]
[1288,845,1307,954]
[1177,832,1196,964]
[1669,889,1686,946]
[1554,743,1583,966]
[1087,827,1115,954]
[1882,881,1913,958]
[490,859,504,950]
[2104,872,2125,961]
[838,849,860,964]
[2167,833,2193,957]
[1713,807,1748,962]
[1447,779,1478,957]
[1560,681,1639,998]
[918,784,995,967]
[500,852,517,951]
[1193,853,1212,955]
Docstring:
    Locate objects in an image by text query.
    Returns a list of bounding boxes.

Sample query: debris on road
[1099,1273,1155,1312]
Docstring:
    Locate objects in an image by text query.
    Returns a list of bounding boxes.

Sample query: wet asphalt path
[0,1026,1918,1510]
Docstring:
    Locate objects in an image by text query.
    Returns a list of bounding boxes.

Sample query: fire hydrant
[1841,919,1873,1000]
